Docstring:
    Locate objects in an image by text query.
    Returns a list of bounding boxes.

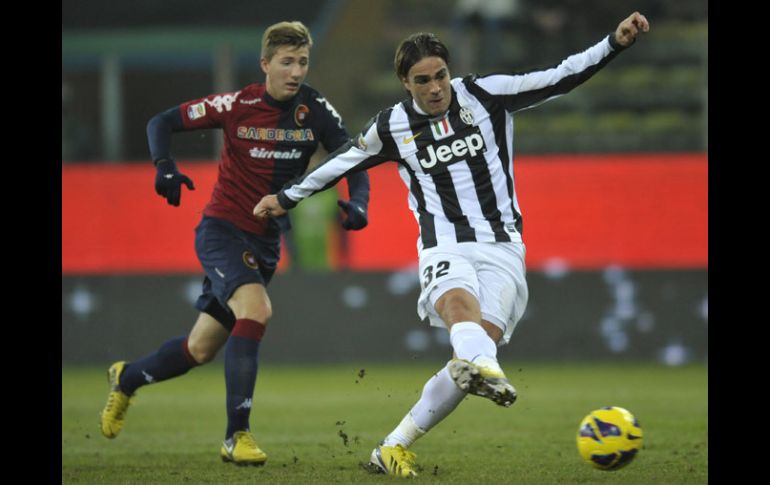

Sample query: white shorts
[416,241,529,345]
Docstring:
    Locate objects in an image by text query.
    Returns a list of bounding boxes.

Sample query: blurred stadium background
[62,0,707,366]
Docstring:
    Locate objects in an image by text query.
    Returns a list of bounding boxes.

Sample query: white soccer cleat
[448,358,517,407]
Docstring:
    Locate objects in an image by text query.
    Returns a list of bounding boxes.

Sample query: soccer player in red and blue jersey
[99,21,370,466]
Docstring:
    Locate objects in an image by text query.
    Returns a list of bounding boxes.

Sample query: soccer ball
[576,406,643,470]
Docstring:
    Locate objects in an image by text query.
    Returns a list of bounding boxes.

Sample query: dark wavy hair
[394,32,450,80]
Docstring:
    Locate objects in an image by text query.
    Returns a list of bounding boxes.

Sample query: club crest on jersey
[294,104,310,126]
[416,126,486,173]
[459,107,474,125]
[187,102,206,120]
[242,251,259,270]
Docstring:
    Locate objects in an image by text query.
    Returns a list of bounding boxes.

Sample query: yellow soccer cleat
[100,361,133,438]
[220,431,268,466]
[448,358,517,407]
[369,443,419,478]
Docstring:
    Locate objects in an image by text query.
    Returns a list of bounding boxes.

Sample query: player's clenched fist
[614,12,650,47]
[253,194,287,219]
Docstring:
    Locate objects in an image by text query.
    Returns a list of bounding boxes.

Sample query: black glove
[337,199,368,230]
[154,158,195,206]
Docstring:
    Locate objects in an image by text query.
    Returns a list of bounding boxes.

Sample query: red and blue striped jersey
[179,82,349,236]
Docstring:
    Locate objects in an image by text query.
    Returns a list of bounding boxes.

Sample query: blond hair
[261,21,313,60]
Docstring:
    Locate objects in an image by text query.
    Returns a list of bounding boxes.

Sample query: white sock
[381,413,426,448]
[382,365,466,448]
[449,321,498,364]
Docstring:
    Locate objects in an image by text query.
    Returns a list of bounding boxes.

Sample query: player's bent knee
[480,320,504,343]
[236,304,272,324]
[228,284,273,323]
[435,288,480,323]
[255,304,272,324]
[187,340,219,364]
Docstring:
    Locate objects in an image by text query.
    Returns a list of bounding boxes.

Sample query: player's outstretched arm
[614,12,650,47]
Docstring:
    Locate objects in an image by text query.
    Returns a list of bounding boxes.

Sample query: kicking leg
[436,288,516,407]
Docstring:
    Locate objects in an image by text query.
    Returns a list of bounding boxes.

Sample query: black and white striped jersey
[277,34,627,250]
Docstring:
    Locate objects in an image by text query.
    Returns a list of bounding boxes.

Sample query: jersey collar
[263,86,300,109]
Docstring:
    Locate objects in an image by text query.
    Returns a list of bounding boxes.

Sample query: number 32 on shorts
[423,261,451,288]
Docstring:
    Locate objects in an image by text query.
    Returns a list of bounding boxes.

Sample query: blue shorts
[193,216,280,331]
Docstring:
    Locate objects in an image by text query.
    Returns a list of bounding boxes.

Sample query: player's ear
[401,77,412,96]
[259,57,270,75]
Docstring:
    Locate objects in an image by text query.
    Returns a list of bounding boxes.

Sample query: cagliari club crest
[242,251,259,270]
[294,104,310,126]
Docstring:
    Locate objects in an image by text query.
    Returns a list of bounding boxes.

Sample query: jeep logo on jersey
[416,126,486,172]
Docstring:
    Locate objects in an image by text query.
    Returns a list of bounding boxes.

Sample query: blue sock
[120,336,199,396]
[224,319,266,440]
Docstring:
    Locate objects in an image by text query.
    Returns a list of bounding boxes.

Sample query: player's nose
[290,65,304,79]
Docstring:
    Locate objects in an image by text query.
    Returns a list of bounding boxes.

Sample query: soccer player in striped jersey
[98,21,370,466]
[255,12,649,477]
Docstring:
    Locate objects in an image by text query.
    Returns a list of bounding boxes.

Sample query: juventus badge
[459,107,474,125]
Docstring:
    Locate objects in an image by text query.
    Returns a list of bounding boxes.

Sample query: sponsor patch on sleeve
[187,102,206,120]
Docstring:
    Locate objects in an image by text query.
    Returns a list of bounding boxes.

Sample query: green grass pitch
[63,362,707,484]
